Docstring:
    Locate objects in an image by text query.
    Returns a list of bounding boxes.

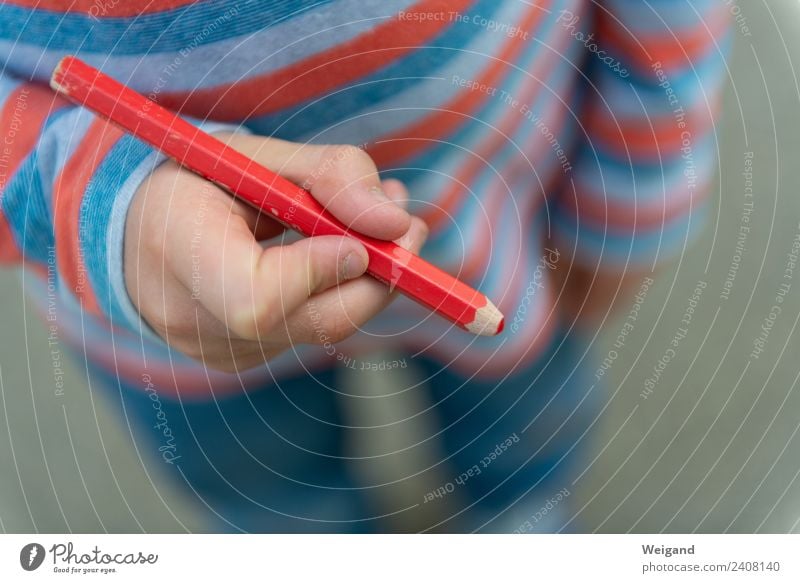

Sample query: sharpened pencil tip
[465,299,504,336]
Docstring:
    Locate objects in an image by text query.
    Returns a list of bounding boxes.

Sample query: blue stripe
[603,0,725,31]
[32,107,96,209]
[381,23,579,195]
[423,168,497,265]
[576,130,717,203]
[0,74,20,97]
[1,154,52,263]
[81,133,152,322]
[615,23,733,86]
[615,30,732,102]
[245,0,510,139]
[0,0,336,55]
[554,196,711,265]
[0,105,91,265]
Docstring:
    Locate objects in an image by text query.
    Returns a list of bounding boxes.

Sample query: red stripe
[500,207,560,361]
[419,92,562,233]
[451,150,552,283]
[53,118,123,314]
[464,193,558,376]
[586,99,720,161]
[0,84,69,263]
[432,178,505,284]
[446,101,567,268]
[0,211,16,262]
[90,348,244,400]
[3,0,197,17]
[599,4,730,74]
[458,182,505,282]
[566,173,715,232]
[157,0,474,120]
[365,2,548,169]
[27,261,49,280]
[413,6,565,232]
[27,290,254,400]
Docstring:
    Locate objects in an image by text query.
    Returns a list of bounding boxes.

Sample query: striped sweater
[0,0,731,396]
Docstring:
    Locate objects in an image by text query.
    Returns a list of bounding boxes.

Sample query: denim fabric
[97,327,599,532]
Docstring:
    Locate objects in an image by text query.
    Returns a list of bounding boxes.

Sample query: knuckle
[227,291,284,341]
[416,217,430,240]
[329,144,366,165]
[158,316,194,338]
[227,307,263,341]
[320,144,373,181]
[170,337,205,363]
[326,317,357,344]
[346,145,373,167]
[303,308,355,346]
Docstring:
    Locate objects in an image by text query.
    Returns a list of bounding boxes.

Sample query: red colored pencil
[50,56,504,336]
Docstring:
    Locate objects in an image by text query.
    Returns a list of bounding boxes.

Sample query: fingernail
[342,251,368,280]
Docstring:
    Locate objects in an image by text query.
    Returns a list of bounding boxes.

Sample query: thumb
[224,235,369,340]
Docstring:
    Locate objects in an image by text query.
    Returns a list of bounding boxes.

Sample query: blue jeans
[97,327,600,532]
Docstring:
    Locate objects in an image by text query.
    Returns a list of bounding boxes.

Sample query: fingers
[285,215,430,343]
[182,209,425,371]
[381,178,410,210]
[214,133,412,240]
[238,235,369,338]
[163,169,369,341]
[236,201,287,242]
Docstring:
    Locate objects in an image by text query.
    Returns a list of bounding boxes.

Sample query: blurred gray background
[2,0,800,533]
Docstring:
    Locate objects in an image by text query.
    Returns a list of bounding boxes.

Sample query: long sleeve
[0,74,157,331]
[551,0,732,271]
[0,69,239,338]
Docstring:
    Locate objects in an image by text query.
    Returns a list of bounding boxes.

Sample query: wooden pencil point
[466,299,504,336]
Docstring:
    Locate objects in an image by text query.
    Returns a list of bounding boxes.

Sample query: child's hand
[124,133,428,371]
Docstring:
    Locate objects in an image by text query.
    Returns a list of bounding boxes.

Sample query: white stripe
[34,108,95,194]
[0,0,417,91]
[302,0,547,145]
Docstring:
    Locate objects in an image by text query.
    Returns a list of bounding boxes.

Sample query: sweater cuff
[89,119,250,343]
